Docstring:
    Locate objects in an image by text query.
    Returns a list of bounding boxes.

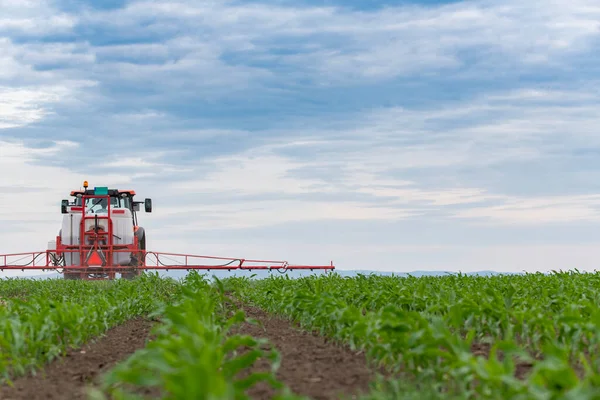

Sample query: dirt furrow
[0,318,153,400]
[233,305,378,400]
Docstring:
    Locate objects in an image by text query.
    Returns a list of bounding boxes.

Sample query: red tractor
[50,182,151,280]
[0,182,335,280]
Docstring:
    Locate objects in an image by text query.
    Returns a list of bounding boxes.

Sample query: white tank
[59,205,135,266]
[110,207,134,265]
[60,212,82,265]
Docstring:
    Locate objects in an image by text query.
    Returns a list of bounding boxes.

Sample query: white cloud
[0,37,95,85]
[163,142,497,228]
[1,0,597,121]
[150,82,600,228]
[0,0,76,35]
[362,185,501,206]
[0,38,99,97]
[339,86,600,169]
[88,36,273,93]
[98,158,165,169]
[14,41,95,69]
[63,0,599,87]
[171,153,333,195]
[0,139,78,161]
[0,37,97,130]
[452,195,600,224]
[154,200,422,230]
[0,85,73,129]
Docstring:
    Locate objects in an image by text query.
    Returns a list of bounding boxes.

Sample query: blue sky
[2,0,600,275]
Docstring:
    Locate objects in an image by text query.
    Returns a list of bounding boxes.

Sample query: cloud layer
[1,0,600,274]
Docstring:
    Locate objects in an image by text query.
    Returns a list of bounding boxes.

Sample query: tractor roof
[70,189,136,196]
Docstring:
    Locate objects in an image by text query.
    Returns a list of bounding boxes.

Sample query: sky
[1,0,600,276]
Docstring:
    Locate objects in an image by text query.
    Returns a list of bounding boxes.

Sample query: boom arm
[0,250,335,273]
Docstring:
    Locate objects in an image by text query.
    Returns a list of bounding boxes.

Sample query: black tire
[139,229,146,251]
[58,229,78,280]
[123,228,145,280]
[57,229,72,280]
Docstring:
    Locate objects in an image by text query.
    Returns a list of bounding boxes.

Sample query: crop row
[224,272,600,399]
[0,273,311,399]
[6,271,598,399]
[90,272,310,399]
[0,274,180,384]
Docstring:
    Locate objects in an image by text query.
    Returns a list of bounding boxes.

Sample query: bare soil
[232,305,380,400]
[0,318,153,400]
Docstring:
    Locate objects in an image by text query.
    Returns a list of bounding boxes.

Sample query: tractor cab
[75,197,114,213]
[61,183,152,225]
[71,192,131,213]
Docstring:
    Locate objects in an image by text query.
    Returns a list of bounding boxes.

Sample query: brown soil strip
[0,318,153,400]
[233,305,379,400]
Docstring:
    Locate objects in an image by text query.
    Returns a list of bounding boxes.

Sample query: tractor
[50,181,152,280]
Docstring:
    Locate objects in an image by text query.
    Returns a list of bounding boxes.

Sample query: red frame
[54,194,143,279]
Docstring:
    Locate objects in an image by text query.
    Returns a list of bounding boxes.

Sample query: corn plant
[223,272,600,399]
[0,273,179,385]
[92,272,306,400]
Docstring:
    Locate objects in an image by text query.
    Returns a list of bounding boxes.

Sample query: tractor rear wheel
[123,228,145,280]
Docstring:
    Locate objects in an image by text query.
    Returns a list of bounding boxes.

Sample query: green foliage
[223,272,600,399]
[0,274,179,385]
[9,271,600,399]
[93,272,303,400]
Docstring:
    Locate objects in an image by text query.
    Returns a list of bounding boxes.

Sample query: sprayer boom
[0,182,335,279]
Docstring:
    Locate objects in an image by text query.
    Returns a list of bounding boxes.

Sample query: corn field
[1,271,599,399]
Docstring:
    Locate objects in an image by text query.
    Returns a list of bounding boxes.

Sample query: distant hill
[5,269,517,281]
